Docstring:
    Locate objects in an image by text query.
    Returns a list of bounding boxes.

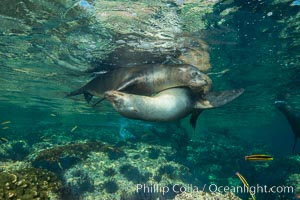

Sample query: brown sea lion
[104,88,244,128]
[66,64,212,104]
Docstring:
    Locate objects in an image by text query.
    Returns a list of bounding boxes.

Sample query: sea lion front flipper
[116,76,143,91]
[195,89,244,109]
[190,110,203,130]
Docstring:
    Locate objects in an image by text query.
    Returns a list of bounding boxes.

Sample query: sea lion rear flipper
[92,97,105,107]
[195,89,244,109]
[65,87,84,98]
[84,92,93,104]
[190,110,203,130]
[293,136,298,153]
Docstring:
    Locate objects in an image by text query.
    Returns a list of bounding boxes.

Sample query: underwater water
[0,0,300,199]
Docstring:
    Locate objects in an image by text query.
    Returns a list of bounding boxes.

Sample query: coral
[0,168,61,200]
[0,161,31,172]
[174,191,242,200]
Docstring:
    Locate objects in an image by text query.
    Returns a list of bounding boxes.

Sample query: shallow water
[0,0,300,200]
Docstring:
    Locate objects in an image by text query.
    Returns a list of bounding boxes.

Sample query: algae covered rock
[174,191,242,200]
[0,168,62,200]
[0,140,30,161]
[32,141,125,172]
[34,141,125,162]
[62,143,193,199]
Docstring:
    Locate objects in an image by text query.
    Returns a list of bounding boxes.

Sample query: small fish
[57,161,63,170]
[1,121,11,125]
[0,137,8,143]
[245,154,273,161]
[70,125,78,133]
[50,113,56,117]
[236,172,256,200]
[2,126,9,130]
[274,100,287,104]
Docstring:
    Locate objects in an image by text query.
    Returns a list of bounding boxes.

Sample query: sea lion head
[104,90,138,117]
[177,65,212,94]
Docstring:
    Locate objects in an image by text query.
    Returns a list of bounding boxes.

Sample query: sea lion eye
[129,107,138,112]
[192,71,199,76]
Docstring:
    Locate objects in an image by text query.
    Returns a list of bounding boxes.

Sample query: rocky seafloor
[0,123,299,200]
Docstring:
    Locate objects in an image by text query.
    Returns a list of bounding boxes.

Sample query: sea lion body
[67,64,212,102]
[105,88,195,122]
[275,101,300,152]
[105,88,244,123]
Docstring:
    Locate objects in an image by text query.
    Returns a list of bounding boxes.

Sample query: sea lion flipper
[116,76,142,91]
[65,87,84,98]
[92,97,105,107]
[195,89,244,109]
[190,110,203,130]
[84,92,93,104]
[293,135,298,153]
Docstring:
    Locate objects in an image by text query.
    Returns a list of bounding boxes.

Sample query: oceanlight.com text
[207,184,294,195]
[135,183,295,195]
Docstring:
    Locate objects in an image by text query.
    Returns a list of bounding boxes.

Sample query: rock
[174,191,242,200]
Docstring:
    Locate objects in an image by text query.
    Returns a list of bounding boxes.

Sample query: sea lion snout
[104,90,128,111]
[104,91,123,102]
[189,72,212,94]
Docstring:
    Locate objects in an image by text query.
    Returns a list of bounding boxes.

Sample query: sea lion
[66,64,212,104]
[104,88,244,128]
[275,100,300,153]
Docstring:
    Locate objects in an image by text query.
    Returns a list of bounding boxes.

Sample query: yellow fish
[245,154,273,161]
[236,172,256,200]
[1,121,11,125]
